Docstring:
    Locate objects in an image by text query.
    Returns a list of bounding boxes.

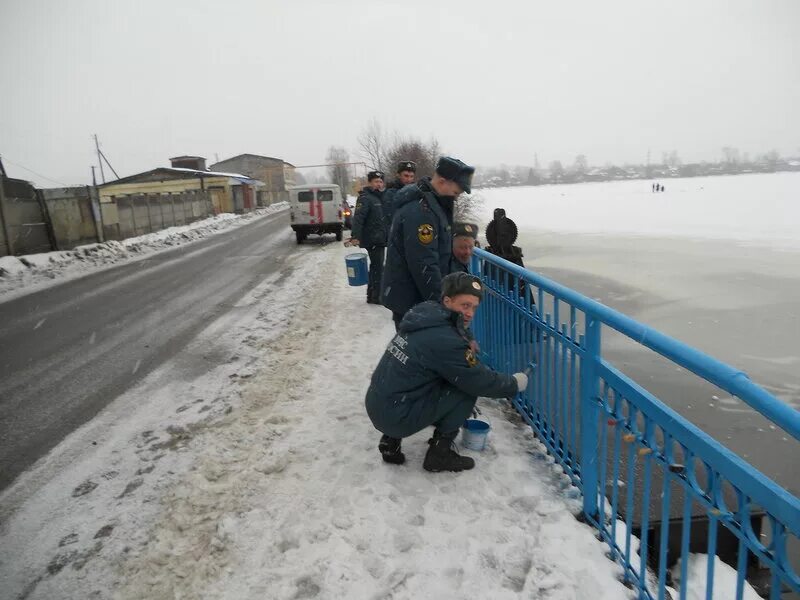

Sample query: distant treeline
[475,151,800,188]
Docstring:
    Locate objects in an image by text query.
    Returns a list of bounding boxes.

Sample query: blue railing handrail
[473,247,800,442]
[598,358,800,534]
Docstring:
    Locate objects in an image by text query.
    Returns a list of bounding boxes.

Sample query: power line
[0,155,68,186]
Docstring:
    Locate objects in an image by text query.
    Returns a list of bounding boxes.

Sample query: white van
[288,184,345,244]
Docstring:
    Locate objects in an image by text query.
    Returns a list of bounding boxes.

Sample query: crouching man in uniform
[365,272,529,472]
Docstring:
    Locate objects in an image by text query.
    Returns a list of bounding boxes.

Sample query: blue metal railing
[471,247,800,600]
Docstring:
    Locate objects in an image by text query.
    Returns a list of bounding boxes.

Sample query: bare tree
[384,136,440,179]
[721,146,740,165]
[573,154,588,175]
[549,160,564,181]
[454,192,482,223]
[326,146,350,193]
[357,118,387,172]
[667,150,681,168]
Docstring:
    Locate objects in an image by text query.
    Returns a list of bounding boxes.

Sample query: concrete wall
[1,183,214,255]
[41,187,102,250]
[108,191,213,240]
[99,176,240,215]
[0,177,52,256]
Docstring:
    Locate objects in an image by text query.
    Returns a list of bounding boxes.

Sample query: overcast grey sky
[1,0,798,186]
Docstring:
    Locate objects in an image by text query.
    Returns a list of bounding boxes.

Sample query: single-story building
[99,155,264,216]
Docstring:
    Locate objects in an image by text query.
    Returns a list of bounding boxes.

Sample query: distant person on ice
[381,156,476,331]
[365,272,528,472]
[350,170,387,304]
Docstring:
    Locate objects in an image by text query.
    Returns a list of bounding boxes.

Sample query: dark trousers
[368,385,477,440]
[366,246,385,302]
[392,311,403,332]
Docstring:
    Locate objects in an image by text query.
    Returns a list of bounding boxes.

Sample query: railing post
[580,316,602,520]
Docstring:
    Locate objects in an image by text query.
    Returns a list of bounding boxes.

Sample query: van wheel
[295,231,304,244]
[335,228,343,242]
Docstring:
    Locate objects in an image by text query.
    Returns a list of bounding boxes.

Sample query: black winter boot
[423,433,475,472]
[378,435,405,465]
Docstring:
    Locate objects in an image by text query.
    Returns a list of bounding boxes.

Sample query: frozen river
[476,172,800,493]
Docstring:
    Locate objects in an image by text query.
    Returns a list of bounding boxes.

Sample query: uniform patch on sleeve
[465,348,478,367]
[417,224,434,244]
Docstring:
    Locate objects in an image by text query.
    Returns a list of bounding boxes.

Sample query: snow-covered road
[1,241,633,600]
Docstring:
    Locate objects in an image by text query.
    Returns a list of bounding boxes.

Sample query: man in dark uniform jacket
[350,170,387,304]
[382,160,416,231]
[366,272,528,472]
[449,222,478,274]
[381,156,475,330]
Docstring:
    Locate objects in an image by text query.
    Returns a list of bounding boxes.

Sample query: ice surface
[477,172,800,248]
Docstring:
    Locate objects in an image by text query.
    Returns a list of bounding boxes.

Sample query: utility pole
[94,134,106,183]
[91,166,97,187]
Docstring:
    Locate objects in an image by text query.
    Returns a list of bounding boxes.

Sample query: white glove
[513,372,528,392]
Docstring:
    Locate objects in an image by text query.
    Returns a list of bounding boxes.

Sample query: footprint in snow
[393,530,420,553]
[117,477,144,498]
[72,480,98,498]
[59,533,79,547]
[407,514,425,527]
[293,576,321,599]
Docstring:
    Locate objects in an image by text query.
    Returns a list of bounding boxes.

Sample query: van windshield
[297,191,313,203]
[318,190,333,202]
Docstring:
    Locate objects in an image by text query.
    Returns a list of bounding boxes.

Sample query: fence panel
[0,178,52,255]
[471,248,800,600]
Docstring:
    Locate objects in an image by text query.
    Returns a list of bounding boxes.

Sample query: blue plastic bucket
[345,253,369,286]
[461,419,491,451]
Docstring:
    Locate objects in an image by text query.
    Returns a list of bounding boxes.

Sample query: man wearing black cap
[449,222,478,274]
[365,272,528,472]
[382,160,417,231]
[350,170,387,304]
[381,156,475,330]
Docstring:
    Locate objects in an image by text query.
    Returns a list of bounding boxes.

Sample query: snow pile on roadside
[0,202,288,300]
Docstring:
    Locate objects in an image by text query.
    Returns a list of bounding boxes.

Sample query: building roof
[101,167,262,187]
[169,155,206,161]
[211,153,295,168]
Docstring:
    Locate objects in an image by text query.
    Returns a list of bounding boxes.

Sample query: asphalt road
[0,211,294,491]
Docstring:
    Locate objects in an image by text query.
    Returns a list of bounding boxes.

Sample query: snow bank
[478,172,800,249]
[671,553,761,600]
[1,241,633,599]
[0,255,26,276]
[0,202,289,302]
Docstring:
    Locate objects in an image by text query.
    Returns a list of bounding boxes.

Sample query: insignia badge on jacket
[465,348,478,367]
[417,224,434,245]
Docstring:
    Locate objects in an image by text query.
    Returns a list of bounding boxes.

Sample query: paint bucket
[461,419,491,451]
[345,253,368,286]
